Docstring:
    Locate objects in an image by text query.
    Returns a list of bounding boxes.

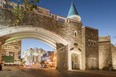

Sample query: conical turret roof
[67,1,79,17]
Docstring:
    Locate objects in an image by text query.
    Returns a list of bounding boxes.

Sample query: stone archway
[0,26,69,70]
[71,53,80,69]
[0,26,68,48]
[68,50,82,70]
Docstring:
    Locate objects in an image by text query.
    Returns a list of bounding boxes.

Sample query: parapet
[99,36,110,43]
[82,26,98,31]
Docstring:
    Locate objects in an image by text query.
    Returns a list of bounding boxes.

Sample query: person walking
[0,63,2,71]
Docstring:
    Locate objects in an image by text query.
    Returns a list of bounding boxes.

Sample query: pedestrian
[0,63,2,71]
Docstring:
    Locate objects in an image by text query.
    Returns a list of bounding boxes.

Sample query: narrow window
[74,31,77,36]
[94,41,96,46]
[88,39,91,46]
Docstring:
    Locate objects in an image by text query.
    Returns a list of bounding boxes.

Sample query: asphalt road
[22,68,116,77]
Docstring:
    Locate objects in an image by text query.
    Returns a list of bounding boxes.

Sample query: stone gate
[2,1,114,71]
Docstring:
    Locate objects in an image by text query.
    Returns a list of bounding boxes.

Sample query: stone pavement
[69,70,116,76]
[1,68,116,77]
[0,66,34,77]
[0,70,34,77]
[22,68,116,77]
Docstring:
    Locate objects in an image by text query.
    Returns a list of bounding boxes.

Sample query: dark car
[42,64,48,68]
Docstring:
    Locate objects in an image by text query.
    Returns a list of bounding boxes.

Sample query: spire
[67,1,79,17]
[67,0,81,21]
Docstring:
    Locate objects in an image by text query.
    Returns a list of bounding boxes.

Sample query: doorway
[71,53,80,70]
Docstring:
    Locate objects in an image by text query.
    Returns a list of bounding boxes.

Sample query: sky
[11,0,116,51]
[21,39,54,51]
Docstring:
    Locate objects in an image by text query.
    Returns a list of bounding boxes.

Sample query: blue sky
[21,39,54,51]
[11,0,116,51]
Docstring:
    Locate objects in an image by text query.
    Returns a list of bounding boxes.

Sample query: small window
[74,31,77,36]
[58,18,65,23]
[93,41,96,46]
[91,40,94,46]
[88,39,91,46]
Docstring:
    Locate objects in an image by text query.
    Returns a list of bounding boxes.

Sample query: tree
[14,0,40,24]
[0,0,40,26]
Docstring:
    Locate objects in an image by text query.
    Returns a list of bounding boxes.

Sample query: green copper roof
[67,1,79,17]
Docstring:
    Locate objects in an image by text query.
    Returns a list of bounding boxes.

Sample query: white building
[23,48,46,65]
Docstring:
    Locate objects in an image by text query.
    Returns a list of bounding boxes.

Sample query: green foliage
[14,0,40,24]
[2,56,14,63]
[1,0,40,26]
[22,0,40,13]
[12,6,23,25]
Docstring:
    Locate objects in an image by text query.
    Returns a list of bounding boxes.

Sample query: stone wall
[111,45,116,70]
[55,21,83,70]
[82,26,99,69]
[99,36,112,70]
[0,42,2,63]
[56,43,68,70]
[62,22,82,48]
[81,27,86,70]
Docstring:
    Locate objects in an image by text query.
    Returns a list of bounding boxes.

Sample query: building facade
[23,48,46,65]
[2,40,21,61]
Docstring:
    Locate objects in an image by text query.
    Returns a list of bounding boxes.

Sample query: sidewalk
[0,66,35,77]
[68,70,116,75]
[0,70,34,77]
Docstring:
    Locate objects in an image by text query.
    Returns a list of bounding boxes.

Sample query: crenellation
[99,36,110,43]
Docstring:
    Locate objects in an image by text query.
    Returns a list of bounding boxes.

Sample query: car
[42,64,48,68]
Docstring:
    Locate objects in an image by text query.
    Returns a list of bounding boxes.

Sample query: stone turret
[67,1,81,22]
[59,1,83,70]
[65,1,82,48]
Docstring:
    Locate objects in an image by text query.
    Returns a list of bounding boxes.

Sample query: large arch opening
[2,38,56,68]
[0,26,68,70]
[21,38,55,68]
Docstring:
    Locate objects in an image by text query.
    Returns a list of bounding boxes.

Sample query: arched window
[91,40,94,46]
[88,39,91,46]
[93,41,96,46]
[74,43,78,47]
[74,31,77,36]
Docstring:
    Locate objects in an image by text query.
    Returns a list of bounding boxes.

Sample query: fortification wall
[99,36,112,70]
[82,26,99,69]
[111,45,116,70]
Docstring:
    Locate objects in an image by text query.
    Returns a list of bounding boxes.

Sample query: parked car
[42,64,48,68]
